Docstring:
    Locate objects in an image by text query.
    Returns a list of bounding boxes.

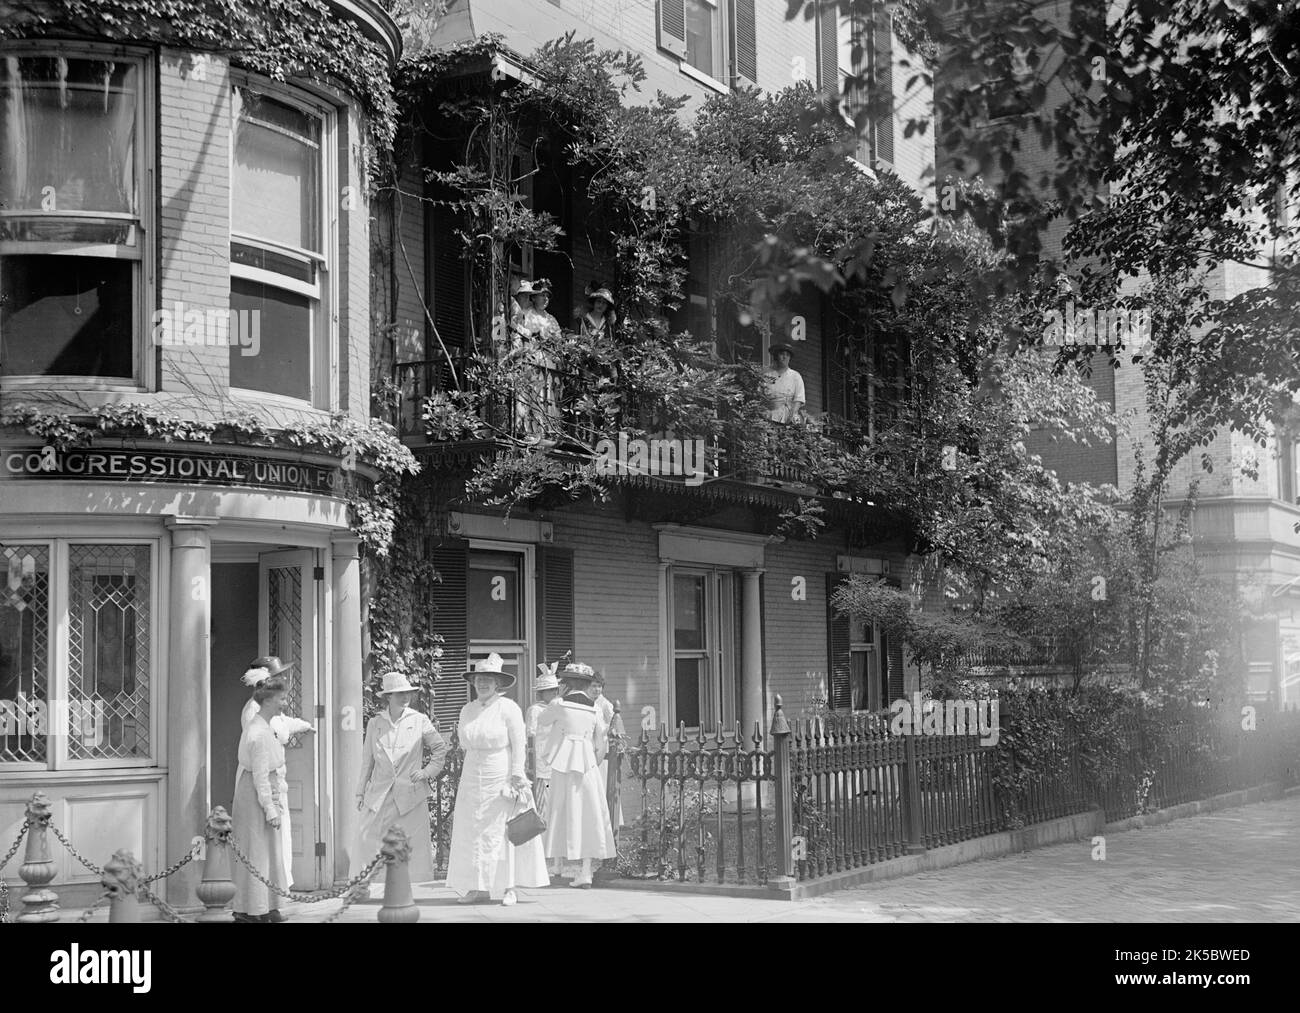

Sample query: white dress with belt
[541,696,617,861]
[445,695,549,898]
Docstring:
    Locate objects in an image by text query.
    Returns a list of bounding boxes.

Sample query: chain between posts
[0,820,32,924]
[49,824,105,876]
[320,855,386,924]
[77,895,111,923]
[228,838,385,905]
[140,850,196,884]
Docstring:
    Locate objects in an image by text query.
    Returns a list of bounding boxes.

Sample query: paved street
[286,793,1300,923]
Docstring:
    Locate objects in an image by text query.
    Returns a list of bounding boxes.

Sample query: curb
[1101,781,1286,834]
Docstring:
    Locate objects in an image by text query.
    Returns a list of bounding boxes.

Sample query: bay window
[0,50,146,384]
[230,83,331,404]
[0,540,156,769]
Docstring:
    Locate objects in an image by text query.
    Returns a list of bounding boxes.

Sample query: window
[0,50,147,384]
[466,547,531,706]
[685,0,725,80]
[670,569,737,729]
[658,0,757,88]
[1,540,155,768]
[230,83,331,404]
[849,618,884,712]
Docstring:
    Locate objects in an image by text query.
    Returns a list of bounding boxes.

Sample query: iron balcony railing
[391,354,865,490]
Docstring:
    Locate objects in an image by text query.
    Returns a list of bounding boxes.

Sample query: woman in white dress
[525,663,563,818]
[445,652,549,905]
[239,656,313,889]
[540,662,617,888]
[231,674,291,922]
[353,671,447,884]
[589,670,623,832]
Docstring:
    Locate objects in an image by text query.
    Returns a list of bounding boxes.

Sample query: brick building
[933,0,1300,706]
[0,1,400,906]
[380,0,934,740]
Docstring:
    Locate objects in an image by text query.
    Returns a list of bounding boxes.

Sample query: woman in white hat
[538,662,616,887]
[352,671,448,886]
[578,285,617,342]
[526,662,564,816]
[445,653,550,905]
[231,672,291,922]
[239,656,312,889]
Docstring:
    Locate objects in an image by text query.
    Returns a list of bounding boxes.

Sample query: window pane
[67,544,151,760]
[0,255,134,378]
[232,88,321,252]
[674,656,702,728]
[0,56,137,216]
[0,544,49,764]
[685,0,718,77]
[673,574,705,650]
[467,554,523,641]
[229,277,311,400]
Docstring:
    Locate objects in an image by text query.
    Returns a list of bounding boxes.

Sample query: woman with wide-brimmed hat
[352,671,448,887]
[538,661,616,887]
[578,284,618,342]
[764,341,805,423]
[526,662,564,815]
[445,653,550,905]
[239,656,312,891]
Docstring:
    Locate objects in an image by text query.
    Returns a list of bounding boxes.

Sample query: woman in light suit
[354,671,448,884]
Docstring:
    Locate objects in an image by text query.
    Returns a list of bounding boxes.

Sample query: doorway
[210,546,324,890]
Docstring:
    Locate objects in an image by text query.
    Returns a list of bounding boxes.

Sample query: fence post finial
[17,791,58,922]
[769,696,796,893]
[197,806,237,922]
[377,825,419,923]
[102,850,142,923]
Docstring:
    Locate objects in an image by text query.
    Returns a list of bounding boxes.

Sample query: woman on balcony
[539,662,616,888]
[446,653,549,905]
[578,285,617,343]
[765,343,806,424]
[509,279,562,442]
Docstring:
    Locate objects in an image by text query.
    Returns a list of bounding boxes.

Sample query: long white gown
[445,695,549,899]
[241,698,306,887]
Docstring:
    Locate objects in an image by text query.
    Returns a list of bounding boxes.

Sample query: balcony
[390,353,865,497]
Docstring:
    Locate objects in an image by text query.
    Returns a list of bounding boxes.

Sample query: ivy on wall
[0,0,398,167]
[0,402,419,555]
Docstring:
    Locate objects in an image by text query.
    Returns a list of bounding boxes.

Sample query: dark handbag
[506,787,546,846]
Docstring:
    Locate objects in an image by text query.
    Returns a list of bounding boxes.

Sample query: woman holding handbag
[445,653,549,906]
[539,662,616,888]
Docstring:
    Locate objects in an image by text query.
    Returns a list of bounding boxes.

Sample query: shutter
[537,546,575,665]
[871,6,894,165]
[731,0,757,86]
[826,575,851,711]
[427,138,469,354]
[883,574,905,700]
[817,0,839,99]
[657,0,688,59]
[428,540,469,733]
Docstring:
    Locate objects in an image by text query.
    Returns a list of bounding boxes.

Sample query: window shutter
[537,546,575,665]
[428,169,469,353]
[817,1,839,99]
[883,574,905,700]
[871,6,894,166]
[657,0,688,59]
[826,574,851,710]
[823,302,848,419]
[731,0,758,86]
[428,539,469,733]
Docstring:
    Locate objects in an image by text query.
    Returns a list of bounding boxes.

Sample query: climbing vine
[1,0,398,168]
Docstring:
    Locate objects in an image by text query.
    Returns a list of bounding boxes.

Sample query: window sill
[0,377,144,394]
[679,62,731,95]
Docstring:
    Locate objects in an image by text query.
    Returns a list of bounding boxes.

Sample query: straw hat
[534,662,561,693]
[515,280,537,297]
[769,342,795,358]
[241,655,295,687]
[559,661,597,684]
[376,671,419,695]
[586,287,616,308]
[531,278,553,296]
[464,651,516,688]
